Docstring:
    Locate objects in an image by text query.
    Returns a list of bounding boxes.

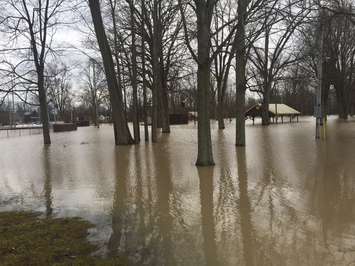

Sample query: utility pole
[10,74,15,128]
[12,89,14,127]
[315,6,324,139]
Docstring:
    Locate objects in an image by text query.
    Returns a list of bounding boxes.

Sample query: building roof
[268,104,300,115]
[245,103,300,117]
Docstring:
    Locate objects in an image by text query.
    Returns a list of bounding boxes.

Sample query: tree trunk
[335,81,350,120]
[141,29,149,142]
[161,76,171,133]
[93,98,99,127]
[196,64,214,166]
[262,22,270,126]
[129,0,140,143]
[196,36,214,165]
[338,97,349,120]
[160,43,170,133]
[91,62,99,127]
[217,79,225,130]
[195,7,214,166]
[236,89,246,146]
[151,0,161,143]
[235,0,247,146]
[261,90,270,125]
[38,68,51,145]
[88,0,133,145]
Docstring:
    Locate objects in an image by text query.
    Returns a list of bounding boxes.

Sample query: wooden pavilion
[245,103,301,125]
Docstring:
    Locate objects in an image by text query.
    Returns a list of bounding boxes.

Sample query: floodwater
[1,117,355,266]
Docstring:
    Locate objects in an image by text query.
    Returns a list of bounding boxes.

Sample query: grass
[0,211,124,266]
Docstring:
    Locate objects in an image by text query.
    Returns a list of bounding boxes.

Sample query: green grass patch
[0,211,123,266]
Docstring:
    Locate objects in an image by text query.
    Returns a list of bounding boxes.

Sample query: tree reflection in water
[236,147,255,266]
[197,167,219,266]
[108,143,199,265]
[43,146,53,218]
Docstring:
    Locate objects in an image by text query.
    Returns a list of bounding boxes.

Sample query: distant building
[0,111,10,126]
[24,111,40,124]
[188,111,197,120]
[169,102,189,125]
[246,103,300,124]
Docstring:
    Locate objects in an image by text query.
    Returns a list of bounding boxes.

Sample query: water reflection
[236,148,255,266]
[2,119,355,265]
[152,143,176,266]
[42,147,53,217]
[108,143,191,265]
[108,147,129,258]
[197,167,218,266]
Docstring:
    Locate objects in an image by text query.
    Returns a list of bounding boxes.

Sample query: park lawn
[0,211,124,266]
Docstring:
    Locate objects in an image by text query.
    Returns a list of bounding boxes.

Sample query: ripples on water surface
[1,117,355,265]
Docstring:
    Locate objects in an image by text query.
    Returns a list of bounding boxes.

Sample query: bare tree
[235,0,248,146]
[46,63,73,122]
[0,0,68,144]
[80,58,108,126]
[248,0,310,125]
[178,0,218,166]
[88,0,134,145]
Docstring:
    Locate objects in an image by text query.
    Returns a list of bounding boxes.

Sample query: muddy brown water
[1,117,355,265]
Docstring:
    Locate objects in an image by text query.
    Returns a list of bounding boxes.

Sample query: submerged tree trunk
[235,0,247,146]
[151,0,161,143]
[178,0,215,166]
[141,29,149,142]
[129,0,140,143]
[160,41,171,133]
[196,57,214,165]
[321,77,330,122]
[88,0,133,145]
[335,80,350,120]
[91,60,99,127]
[261,89,270,125]
[195,9,214,166]
[261,22,270,126]
[236,89,246,146]
[38,69,51,145]
[161,74,171,133]
[217,78,225,130]
[338,94,350,120]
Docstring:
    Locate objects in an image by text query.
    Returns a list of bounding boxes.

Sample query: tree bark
[261,21,270,126]
[141,22,149,142]
[151,0,161,143]
[235,0,247,146]
[88,0,133,145]
[217,78,225,130]
[161,70,171,133]
[195,7,214,166]
[196,56,214,166]
[335,79,350,120]
[160,38,171,133]
[38,68,51,145]
[129,0,140,143]
[261,87,270,125]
